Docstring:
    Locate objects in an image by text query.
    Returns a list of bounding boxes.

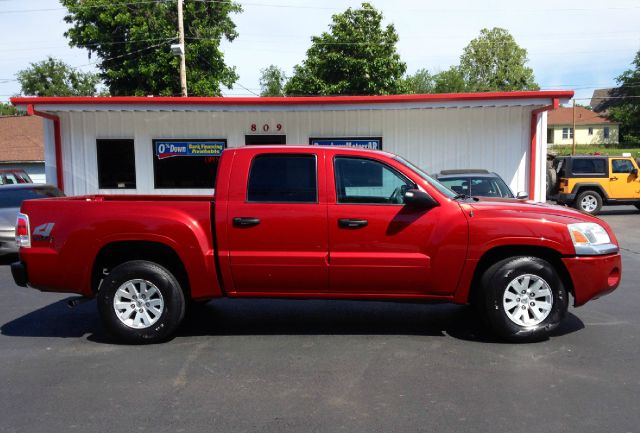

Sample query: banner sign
[310,138,382,150]
[155,141,225,160]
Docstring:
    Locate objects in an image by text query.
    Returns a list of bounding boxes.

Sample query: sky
[1,0,639,105]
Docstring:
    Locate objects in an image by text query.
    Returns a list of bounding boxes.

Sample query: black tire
[573,190,603,215]
[97,260,185,344]
[480,256,568,342]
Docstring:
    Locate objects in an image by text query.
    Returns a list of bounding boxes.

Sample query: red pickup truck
[11,146,621,343]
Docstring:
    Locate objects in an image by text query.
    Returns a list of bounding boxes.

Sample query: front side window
[97,139,136,189]
[334,157,414,204]
[153,139,225,189]
[612,159,634,173]
[247,154,317,203]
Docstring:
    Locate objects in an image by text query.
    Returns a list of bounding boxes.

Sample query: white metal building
[12,91,572,202]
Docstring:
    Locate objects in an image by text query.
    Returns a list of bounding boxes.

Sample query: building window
[96,139,136,189]
[547,128,553,144]
[152,139,226,189]
[588,127,593,135]
[247,154,317,203]
[562,128,574,140]
[604,127,610,139]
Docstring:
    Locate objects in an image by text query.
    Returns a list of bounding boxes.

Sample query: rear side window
[571,159,606,175]
[247,154,317,203]
[0,187,63,208]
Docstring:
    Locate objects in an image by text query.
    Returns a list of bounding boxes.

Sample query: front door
[327,154,467,296]
[609,158,640,199]
[226,151,329,294]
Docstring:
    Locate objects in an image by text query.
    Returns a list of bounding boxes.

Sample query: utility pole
[571,99,576,155]
[177,0,188,96]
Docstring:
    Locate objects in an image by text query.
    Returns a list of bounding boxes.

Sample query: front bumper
[562,253,621,306]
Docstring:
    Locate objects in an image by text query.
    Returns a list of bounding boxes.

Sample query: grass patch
[549,145,640,157]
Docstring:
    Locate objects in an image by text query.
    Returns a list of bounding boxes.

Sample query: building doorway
[245,135,287,145]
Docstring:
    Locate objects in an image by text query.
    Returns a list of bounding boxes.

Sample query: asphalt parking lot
[1,207,639,433]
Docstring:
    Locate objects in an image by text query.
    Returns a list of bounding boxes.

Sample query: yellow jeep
[551,155,640,215]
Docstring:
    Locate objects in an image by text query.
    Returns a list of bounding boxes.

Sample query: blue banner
[311,138,381,150]
[155,141,225,159]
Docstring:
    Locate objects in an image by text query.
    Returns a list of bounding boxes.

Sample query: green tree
[259,65,287,96]
[608,50,640,144]
[0,102,20,116]
[459,27,538,92]
[433,67,467,93]
[17,56,100,96]
[61,0,241,96]
[284,3,406,96]
[403,69,434,94]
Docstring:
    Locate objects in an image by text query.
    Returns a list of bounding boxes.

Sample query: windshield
[0,186,64,208]
[392,156,457,199]
[438,176,514,198]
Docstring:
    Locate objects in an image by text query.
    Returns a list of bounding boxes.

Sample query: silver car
[0,184,64,256]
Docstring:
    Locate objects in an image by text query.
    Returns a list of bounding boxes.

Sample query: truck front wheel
[480,256,568,342]
[97,260,185,344]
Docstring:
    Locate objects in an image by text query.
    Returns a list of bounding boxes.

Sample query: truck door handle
[610,177,618,181]
[233,217,261,227]
[338,218,368,229]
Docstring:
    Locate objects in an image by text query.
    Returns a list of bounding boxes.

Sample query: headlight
[567,223,617,255]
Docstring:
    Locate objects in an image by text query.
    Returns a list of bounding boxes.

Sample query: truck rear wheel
[480,256,568,342]
[574,190,603,215]
[97,260,185,344]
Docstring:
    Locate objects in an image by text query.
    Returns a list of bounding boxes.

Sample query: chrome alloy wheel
[113,279,165,329]
[502,274,553,327]
[580,194,598,213]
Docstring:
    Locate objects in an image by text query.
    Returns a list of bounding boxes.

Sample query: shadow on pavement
[598,209,639,216]
[1,297,585,344]
[0,254,18,266]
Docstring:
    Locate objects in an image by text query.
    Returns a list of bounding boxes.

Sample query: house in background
[0,116,46,183]
[547,106,619,146]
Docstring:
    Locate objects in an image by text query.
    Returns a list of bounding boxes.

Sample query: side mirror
[631,168,638,176]
[403,189,438,209]
[516,191,529,200]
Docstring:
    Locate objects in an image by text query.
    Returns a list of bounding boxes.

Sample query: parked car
[434,169,527,199]
[0,184,64,256]
[0,168,33,185]
[549,155,640,215]
[12,146,621,343]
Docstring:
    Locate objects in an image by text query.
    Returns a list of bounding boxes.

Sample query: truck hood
[467,197,602,225]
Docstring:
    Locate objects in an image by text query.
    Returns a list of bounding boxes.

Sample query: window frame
[96,138,137,190]
[245,153,319,204]
[333,155,416,206]
[562,127,574,140]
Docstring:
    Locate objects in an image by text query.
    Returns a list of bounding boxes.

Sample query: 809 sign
[250,123,283,132]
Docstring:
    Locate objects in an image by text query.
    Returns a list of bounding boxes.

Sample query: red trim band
[27,104,64,193]
[11,91,573,107]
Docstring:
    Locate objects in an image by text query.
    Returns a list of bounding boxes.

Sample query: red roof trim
[11,91,574,106]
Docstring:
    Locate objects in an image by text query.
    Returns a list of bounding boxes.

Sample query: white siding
[56,106,538,198]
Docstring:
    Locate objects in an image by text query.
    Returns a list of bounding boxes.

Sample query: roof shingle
[0,116,44,163]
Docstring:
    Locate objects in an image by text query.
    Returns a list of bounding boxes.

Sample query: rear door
[225,149,329,294]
